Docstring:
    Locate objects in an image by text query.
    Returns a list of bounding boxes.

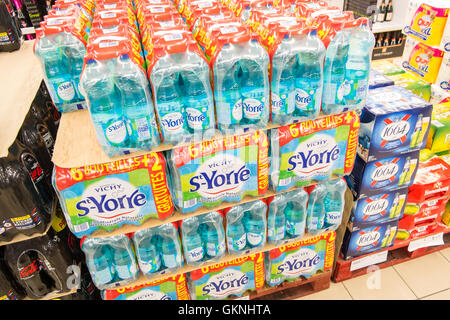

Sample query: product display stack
[19,0,380,300]
[402,0,450,102]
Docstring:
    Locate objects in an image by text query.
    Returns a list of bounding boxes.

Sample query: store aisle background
[298,248,450,300]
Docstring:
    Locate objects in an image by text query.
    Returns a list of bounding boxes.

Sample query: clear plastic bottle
[307,183,327,234]
[241,60,266,126]
[114,54,157,149]
[112,246,134,281]
[137,236,161,275]
[243,203,267,248]
[226,207,247,254]
[267,196,286,244]
[61,32,86,101]
[182,217,205,265]
[183,71,211,137]
[285,188,308,238]
[91,246,114,287]
[323,179,347,230]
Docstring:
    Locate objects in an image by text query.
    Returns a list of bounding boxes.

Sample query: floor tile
[393,252,450,299]
[421,289,450,300]
[439,247,450,262]
[298,282,353,300]
[342,267,417,300]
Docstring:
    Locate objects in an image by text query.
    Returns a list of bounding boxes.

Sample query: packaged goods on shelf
[430,84,450,104]
[52,152,174,238]
[224,199,267,255]
[436,51,450,92]
[341,220,398,260]
[269,111,360,192]
[349,188,408,231]
[403,0,450,51]
[347,150,421,199]
[187,252,265,300]
[33,0,94,113]
[388,71,432,101]
[369,69,395,89]
[396,221,440,241]
[371,59,405,76]
[426,98,450,154]
[442,197,450,226]
[0,260,25,300]
[401,36,444,84]
[267,187,308,245]
[407,149,450,203]
[81,233,139,290]
[180,211,226,266]
[305,178,347,235]
[167,130,269,214]
[358,85,432,162]
[399,195,448,230]
[102,274,190,300]
[265,231,335,287]
[132,222,184,278]
[2,216,83,300]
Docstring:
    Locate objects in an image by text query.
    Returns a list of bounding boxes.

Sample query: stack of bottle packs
[343,85,433,259]
[187,252,265,300]
[34,0,94,113]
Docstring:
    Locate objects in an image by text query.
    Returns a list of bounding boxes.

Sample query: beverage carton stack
[29,0,378,300]
[343,85,433,259]
[401,0,450,99]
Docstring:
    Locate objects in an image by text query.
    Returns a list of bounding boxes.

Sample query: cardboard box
[341,220,398,260]
[426,98,450,154]
[265,231,335,287]
[399,195,448,230]
[369,69,395,89]
[102,274,190,300]
[388,72,432,102]
[358,86,432,162]
[396,221,440,241]
[349,188,408,231]
[346,150,420,199]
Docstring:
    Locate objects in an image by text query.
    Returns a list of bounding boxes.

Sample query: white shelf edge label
[350,251,388,272]
[408,232,444,252]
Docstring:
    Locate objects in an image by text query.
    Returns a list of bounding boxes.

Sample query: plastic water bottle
[241,60,266,126]
[202,220,226,258]
[115,54,155,149]
[217,59,243,132]
[322,27,350,115]
[61,33,86,101]
[112,246,134,280]
[138,236,161,274]
[342,19,375,110]
[183,71,211,136]
[156,74,186,145]
[294,29,325,120]
[307,183,327,234]
[226,207,247,254]
[182,218,205,264]
[323,179,347,230]
[271,49,295,125]
[243,201,267,248]
[285,188,308,238]
[267,197,286,244]
[91,246,113,286]
[81,60,128,150]
[159,235,181,268]
[37,36,77,108]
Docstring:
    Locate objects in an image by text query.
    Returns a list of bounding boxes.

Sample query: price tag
[350,251,388,271]
[408,232,444,252]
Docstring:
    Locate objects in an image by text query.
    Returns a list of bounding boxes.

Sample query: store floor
[297,248,450,300]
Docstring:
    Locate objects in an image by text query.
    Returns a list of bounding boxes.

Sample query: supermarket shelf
[332,223,450,283]
[372,21,404,33]
[24,286,78,300]
[0,40,42,158]
[107,230,333,291]
[88,176,342,238]
[234,270,332,300]
[52,108,356,169]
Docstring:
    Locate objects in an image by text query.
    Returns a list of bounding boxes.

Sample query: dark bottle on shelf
[35,82,59,137]
[385,0,393,22]
[377,0,386,23]
[0,0,22,52]
[383,33,390,47]
[0,253,26,300]
[390,31,398,46]
[16,250,52,298]
[375,34,383,47]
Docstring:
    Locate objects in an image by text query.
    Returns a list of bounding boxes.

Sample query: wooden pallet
[231,271,331,300]
[332,224,450,283]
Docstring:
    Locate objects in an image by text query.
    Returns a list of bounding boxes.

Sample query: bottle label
[247,232,263,246]
[140,255,161,273]
[231,99,243,122]
[10,212,41,230]
[272,92,293,116]
[268,226,285,240]
[105,120,128,145]
[133,117,151,141]
[295,89,314,111]
[286,221,304,236]
[186,107,207,130]
[242,98,264,119]
[187,246,204,262]
[18,258,40,280]
[56,81,76,101]
[325,211,341,225]
[161,112,185,134]
[228,234,246,251]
